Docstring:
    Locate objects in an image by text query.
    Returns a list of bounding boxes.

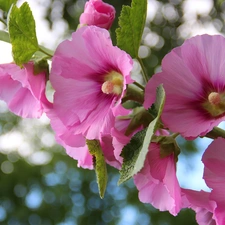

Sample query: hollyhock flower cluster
[0,62,50,118]
[48,25,133,168]
[79,0,116,29]
[2,0,225,222]
[144,34,225,139]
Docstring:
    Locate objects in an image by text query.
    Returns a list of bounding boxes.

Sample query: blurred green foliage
[1,0,225,224]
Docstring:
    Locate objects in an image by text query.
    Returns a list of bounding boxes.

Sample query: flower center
[202,91,225,117]
[101,71,123,95]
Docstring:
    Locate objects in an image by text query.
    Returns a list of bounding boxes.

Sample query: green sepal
[124,107,154,136]
[122,85,144,105]
[0,0,17,12]
[116,0,147,58]
[31,51,49,76]
[33,58,49,76]
[118,85,165,184]
[8,2,39,66]
[153,136,180,162]
[86,139,108,199]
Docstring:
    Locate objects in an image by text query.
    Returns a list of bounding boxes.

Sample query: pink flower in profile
[0,62,50,118]
[49,26,133,146]
[79,0,115,29]
[144,35,225,139]
[133,140,182,216]
[202,137,225,225]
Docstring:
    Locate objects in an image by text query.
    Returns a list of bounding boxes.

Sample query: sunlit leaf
[116,0,147,58]
[86,139,108,199]
[8,2,39,66]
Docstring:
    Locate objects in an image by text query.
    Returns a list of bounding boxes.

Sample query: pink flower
[0,62,50,118]
[48,109,123,169]
[144,35,225,139]
[49,25,133,152]
[181,138,225,225]
[202,137,225,225]
[79,0,116,30]
[133,141,182,216]
[181,189,217,225]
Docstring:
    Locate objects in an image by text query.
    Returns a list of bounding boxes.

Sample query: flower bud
[79,0,116,30]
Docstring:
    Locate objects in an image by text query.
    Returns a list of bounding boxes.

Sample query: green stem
[171,132,180,139]
[0,18,7,26]
[38,46,54,58]
[137,57,148,84]
[0,30,10,43]
[0,30,54,58]
[205,126,225,139]
[133,81,145,90]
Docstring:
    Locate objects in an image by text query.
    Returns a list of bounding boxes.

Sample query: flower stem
[0,18,7,26]
[39,46,54,58]
[171,132,180,139]
[133,81,145,90]
[0,30,10,43]
[205,126,225,139]
[137,57,148,84]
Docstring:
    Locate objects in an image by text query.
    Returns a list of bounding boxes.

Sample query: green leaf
[116,0,147,58]
[8,2,39,66]
[0,0,17,12]
[118,85,165,184]
[86,139,108,199]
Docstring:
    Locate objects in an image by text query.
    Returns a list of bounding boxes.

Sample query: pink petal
[181,189,217,225]
[66,145,93,169]
[101,135,121,169]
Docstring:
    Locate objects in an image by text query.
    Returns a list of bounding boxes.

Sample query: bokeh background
[0,0,224,224]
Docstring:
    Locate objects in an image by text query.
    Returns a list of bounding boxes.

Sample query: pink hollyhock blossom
[49,26,133,144]
[181,189,217,225]
[144,34,225,139]
[49,117,121,169]
[133,139,182,216]
[0,62,50,118]
[47,104,130,169]
[79,0,115,29]
[202,137,225,224]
